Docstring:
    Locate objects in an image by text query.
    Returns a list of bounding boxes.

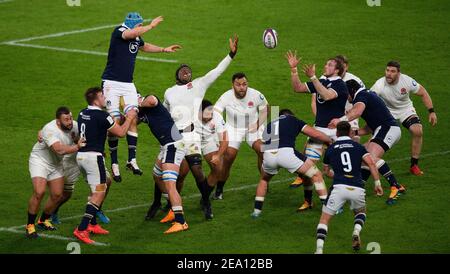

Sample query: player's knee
[186,154,202,167]
[50,192,63,203]
[33,191,45,201]
[411,125,423,137]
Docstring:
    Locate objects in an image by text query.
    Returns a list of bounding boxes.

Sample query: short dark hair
[346,79,362,99]
[55,106,71,119]
[85,87,103,105]
[232,72,247,82]
[336,121,351,137]
[387,60,401,71]
[279,109,295,116]
[329,58,345,77]
[201,99,213,111]
[335,55,348,65]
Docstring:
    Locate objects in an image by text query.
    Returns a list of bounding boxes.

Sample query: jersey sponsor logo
[248,101,254,108]
[259,94,265,101]
[412,80,417,86]
[400,88,407,94]
[107,116,114,124]
[316,94,326,104]
[129,42,139,54]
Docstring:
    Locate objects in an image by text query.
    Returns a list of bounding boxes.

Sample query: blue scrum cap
[124,12,143,29]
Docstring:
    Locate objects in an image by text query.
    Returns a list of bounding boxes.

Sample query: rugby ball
[263,28,278,49]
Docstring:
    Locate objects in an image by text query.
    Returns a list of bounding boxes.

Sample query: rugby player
[26,107,85,238]
[74,87,136,244]
[162,35,237,208]
[329,80,406,204]
[102,12,181,181]
[315,121,383,254]
[251,109,332,218]
[213,72,269,199]
[371,61,437,175]
[285,51,348,210]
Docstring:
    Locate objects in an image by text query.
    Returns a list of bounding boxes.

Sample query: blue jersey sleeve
[353,91,369,106]
[332,80,348,99]
[102,112,115,130]
[323,147,331,165]
[306,79,328,94]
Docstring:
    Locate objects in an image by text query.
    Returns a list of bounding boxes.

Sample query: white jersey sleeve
[195,55,233,97]
[163,89,170,110]
[404,74,420,94]
[213,111,227,134]
[214,91,229,113]
[42,123,61,147]
[256,91,269,109]
[370,77,385,95]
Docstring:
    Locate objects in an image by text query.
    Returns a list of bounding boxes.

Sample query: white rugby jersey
[163,55,232,130]
[196,112,227,143]
[215,87,268,129]
[371,73,420,114]
[31,120,78,166]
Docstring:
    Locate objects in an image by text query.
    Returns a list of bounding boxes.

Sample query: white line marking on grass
[1,150,448,243]
[0,19,178,63]
[0,0,14,4]
[0,227,109,247]
[3,42,178,63]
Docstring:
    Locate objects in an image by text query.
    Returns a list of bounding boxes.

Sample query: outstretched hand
[163,45,182,53]
[285,50,301,68]
[302,63,316,78]
[229,34,239,54]
[149,16,164,29]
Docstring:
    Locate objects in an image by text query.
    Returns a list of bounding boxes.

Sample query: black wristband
[428,108,435,113]
[229,51,236,59]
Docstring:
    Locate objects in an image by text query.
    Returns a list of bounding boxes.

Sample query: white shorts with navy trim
[262,147,308,175]
[323,184,366,215]
[305,126,336,160]
[370,125,401,152]
[102,79,138,118]
[158,141,186,167]
[76,152,110,193]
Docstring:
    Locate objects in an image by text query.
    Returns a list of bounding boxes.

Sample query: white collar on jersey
[326,75,342,81]
[353,87,366,98]
[121,23,130,29]
[336,136,352,141]
[88,105,103,111]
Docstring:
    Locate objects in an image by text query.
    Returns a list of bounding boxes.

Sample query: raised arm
[328,102,365,129]
[302,125,333,145]
[108,109,137,137]
[139,95,159,108]
[285,50,309,93]
[303,64,338,101]
[197,35,238,90]
[122,16,163,40]
[362,153,383,196]
[140,42,181,53]
[415,85,437,126]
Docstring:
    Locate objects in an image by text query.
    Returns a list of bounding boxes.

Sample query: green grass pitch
[0,0,449,254]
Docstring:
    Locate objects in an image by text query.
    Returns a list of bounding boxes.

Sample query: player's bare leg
[251,171,273,218]
[409,123,424,175]
[26,177,47,238]
[161,163,188,234]
[364,142,405,204]
[37,177,63,231]
[215,147,238,200]
[187,156,214,220]
[297,159,327,211]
